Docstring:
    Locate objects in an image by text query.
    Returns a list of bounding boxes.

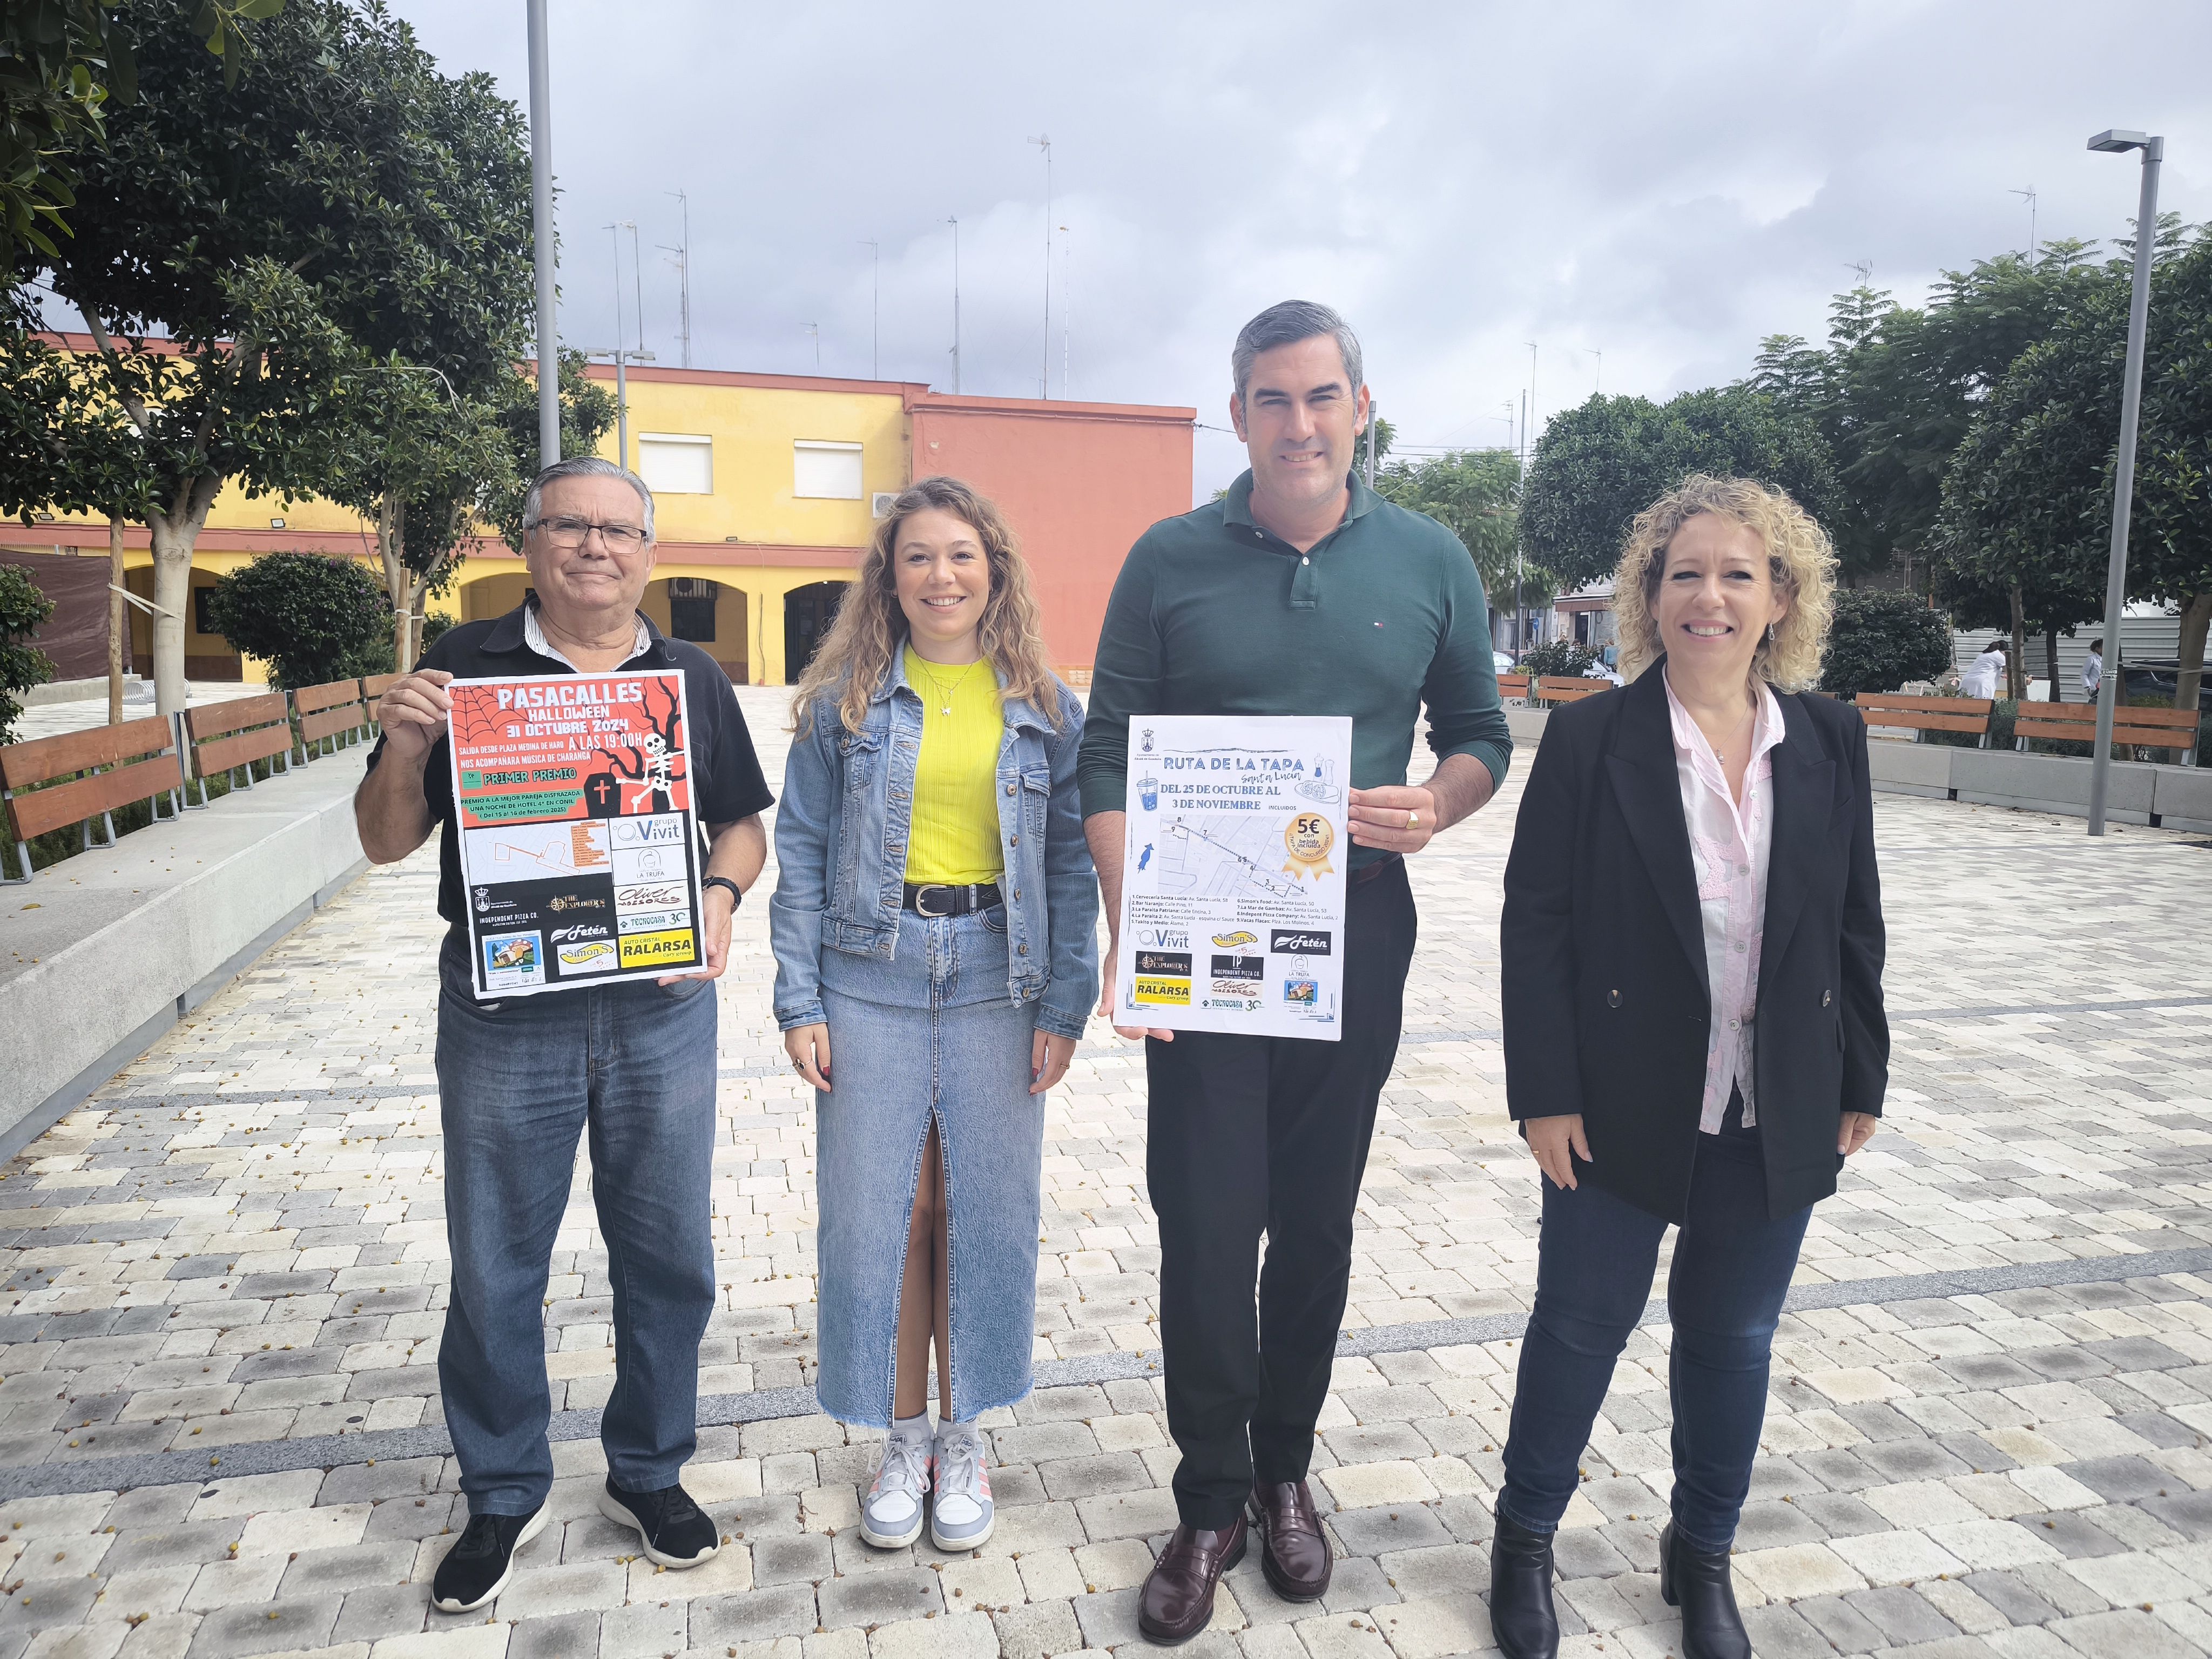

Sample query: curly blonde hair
[1611,474,1837,692]
[791,476,1066,736]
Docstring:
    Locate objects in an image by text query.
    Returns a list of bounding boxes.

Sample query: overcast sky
[392,1,2212,502]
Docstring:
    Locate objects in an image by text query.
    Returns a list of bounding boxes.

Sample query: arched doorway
[783,582,849,684]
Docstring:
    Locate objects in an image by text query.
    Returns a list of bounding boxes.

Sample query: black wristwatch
[701,875,743,908]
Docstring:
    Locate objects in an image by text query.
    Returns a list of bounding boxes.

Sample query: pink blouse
[1663,674,1784,1134]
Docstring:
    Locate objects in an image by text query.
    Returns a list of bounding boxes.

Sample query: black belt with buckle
[903,881,1002,918]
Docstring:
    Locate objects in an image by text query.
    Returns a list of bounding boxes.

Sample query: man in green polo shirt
[1080,300,1512,1644]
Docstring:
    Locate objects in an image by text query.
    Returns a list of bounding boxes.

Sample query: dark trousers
[1497,1121,1811,1552]
[1145,858,1418,1530]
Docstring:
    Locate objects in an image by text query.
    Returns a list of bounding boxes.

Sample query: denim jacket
[771,653,1100,1040]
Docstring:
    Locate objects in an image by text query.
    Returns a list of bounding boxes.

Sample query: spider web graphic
[450,690,508,749]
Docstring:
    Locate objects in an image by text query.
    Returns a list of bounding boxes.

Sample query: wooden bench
[1537,675,1607,705]
[2013,699,2201,762]
[1497,672,1531,703]
[1855,692,1995,746]
[2,716,186,882]
[181,693,294,804]
[360,674,401,732]
[293,678,368,759]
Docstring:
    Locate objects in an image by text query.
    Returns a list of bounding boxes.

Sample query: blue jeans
[435,940,718,1516]
[811,905,1042,1427]
[1498,1125,1811,1553]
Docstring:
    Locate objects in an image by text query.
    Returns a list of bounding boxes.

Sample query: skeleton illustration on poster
[1116,714,1352,1040]
[446,671,705,997]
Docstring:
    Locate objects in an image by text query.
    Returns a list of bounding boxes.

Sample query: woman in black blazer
[1489,476,1888,1659]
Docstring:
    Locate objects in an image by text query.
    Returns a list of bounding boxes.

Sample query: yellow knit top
[902,645,1006,886]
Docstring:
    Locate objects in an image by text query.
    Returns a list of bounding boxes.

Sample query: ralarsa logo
[1269,929,1332,956]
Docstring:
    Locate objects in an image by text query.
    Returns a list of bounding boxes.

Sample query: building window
[793,440,864,500]
[637,433,712,495]
[669,577,718,643]
[193,586,219,637]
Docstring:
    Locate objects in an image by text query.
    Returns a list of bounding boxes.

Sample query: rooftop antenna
[1581,345,1602,397]
[2011,184,2039,261]
[1846,259,1874,285]
[623,220,643,355]
[860,239,879,380]
[1059,224,1071,399]
[658,190,691,369]
[1028,134,1052,398]
[947,215,961,394]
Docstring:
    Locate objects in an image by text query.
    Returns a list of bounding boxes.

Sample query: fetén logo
[1269,929,1332,956]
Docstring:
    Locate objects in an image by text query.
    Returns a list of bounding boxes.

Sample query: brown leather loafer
[1137,1518,1247,1645]
[1247,1479,1332,1600]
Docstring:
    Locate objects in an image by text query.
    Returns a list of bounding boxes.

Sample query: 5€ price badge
[1282,811,1335,879]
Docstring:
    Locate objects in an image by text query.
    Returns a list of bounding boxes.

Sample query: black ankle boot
[1660,1522,1750,1659]
[1488,1510,1559,1659]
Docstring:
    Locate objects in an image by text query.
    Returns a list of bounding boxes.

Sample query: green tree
[1821,589,1956,698]
[1372,446,1523,602]
[1932,228,2212,709]
[204,549,391,691]
[0,558,54,740]
[311,360,512,670]
[2133,233,2212,716]
[33,0,532,714]
[0,1,284,279]
[1520,387,1839,591]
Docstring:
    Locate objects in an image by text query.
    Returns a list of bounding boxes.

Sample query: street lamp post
[2084,128,2163,838]
[526,0,558,467]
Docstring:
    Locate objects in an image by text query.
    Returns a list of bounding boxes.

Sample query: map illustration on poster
[1115,713,1352,1040]
[446,671,705,997]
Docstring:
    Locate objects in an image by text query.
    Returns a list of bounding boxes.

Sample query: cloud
[392,0,2212,499]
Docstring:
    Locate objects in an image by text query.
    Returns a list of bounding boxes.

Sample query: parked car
[1494,651,1517,675]
[2120,660,2212,716]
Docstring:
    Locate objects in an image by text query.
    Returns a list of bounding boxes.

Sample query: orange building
[10,349,1195,686]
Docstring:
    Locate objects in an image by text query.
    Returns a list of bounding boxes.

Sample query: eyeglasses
[529,516,650,551]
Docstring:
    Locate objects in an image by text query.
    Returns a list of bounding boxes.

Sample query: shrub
[1519,638,1602,678]
[417,612,456,658]
[205,553,394,692]
[0,565,56,745]
[1822,589,1955,699]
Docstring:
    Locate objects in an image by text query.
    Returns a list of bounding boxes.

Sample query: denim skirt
[813,905,1042,1427]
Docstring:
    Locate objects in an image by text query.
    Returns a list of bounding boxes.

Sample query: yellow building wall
[595,377,903,548]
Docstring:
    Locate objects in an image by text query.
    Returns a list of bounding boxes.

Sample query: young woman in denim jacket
[771,477,1098,1554]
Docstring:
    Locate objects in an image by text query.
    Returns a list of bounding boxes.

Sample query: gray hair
[523,455,655,542]
[1231,300,1364,403]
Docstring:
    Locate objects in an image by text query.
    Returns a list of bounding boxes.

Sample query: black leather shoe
[1247,1479,1332,1601]
[1488,1509,1559,1659]
[1660,1522,1750,1659]
[1137,1519,1246,1644]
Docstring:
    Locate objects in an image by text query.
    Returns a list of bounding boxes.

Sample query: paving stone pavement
[1,685,2209,1658]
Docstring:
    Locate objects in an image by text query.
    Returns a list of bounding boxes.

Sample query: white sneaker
[860,1423,933,1549]
[930,1421,994,1552]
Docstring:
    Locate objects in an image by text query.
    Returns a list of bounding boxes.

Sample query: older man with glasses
[356,456,774,1613]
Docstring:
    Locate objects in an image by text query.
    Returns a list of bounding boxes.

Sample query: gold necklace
[911,652,983,716]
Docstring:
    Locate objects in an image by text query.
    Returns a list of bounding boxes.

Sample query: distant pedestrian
[355,457,774,1613]
[1494,475,1889,1659]
[2082,638,2105,702]
[1961,639,2006,700]
[772,477,1097,1556]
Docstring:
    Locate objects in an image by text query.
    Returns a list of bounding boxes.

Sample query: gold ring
[1407,811,1419,830]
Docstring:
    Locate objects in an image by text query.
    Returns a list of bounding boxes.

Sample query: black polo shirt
[365,601,775,932]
